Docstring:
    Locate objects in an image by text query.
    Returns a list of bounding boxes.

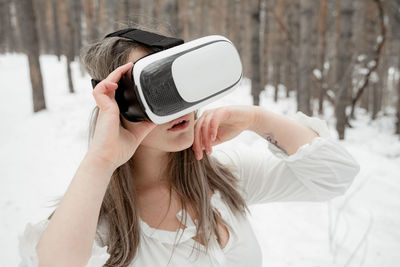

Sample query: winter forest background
[0,0,399,266]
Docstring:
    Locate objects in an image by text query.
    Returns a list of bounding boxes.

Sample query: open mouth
[168,116,190,131]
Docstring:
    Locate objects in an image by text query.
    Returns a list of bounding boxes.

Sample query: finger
[199,112,210,151]
[193,116,202,160]
[209,109,225,143]
[202,112,213,155]
[106,62,133,84]
[92,81,118,111]
[193,114,206,160]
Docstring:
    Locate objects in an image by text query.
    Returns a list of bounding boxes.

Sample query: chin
[169,141,193,152]
[168,135,194,152]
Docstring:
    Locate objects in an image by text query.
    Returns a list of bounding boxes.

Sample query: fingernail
[212,134,216,141]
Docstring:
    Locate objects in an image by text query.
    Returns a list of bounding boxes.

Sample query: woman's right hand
[88,62,157,171]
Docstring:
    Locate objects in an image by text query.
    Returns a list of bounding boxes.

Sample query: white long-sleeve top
[18,111,360,267]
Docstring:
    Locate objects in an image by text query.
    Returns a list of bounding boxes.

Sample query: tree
[34,0,51,54]
[51,0,61,60]
[298,0,313,115]
[316,0,327,115]
[346,0,386,123]
[288,0,300,95]
[0,0,10,52]
[65,0,75,93]
[270,0,285,102]
[335,0,354,139]
[83,0,99,43]
[397,53,400,136]
[391,0,400,135]
[250,0,262,105]
[15,0,46,112]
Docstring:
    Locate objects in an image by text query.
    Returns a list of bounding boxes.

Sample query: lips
[167,115,190,130]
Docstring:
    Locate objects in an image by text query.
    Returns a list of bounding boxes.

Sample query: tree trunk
[298,0,313,115]
[186,0,199,37]
[0,0,10,52]
[397,63,400,135]
[289,0,300,95]
[317,0,327,115]
[157,0,180,36]
[371,72,382,120]
[283,0,293,97]
[59,0,75,93]
[71,0,82,56]
[250,0,262,105]
[51,0,61,60]
[356,0,369,111]
[241,0,251,79]
[272,0,284,103]
[335,0,354,139]
[317,0,327,114]
[391,0,400,134]
[365,0,380,120]
[34,0,51,54]
[83,0,99,42]
[226,0,235,41]
[260,0,268,89]
[235,0,244,59]
[177,0,189,40]
[15,0,46,112]
[310,1,321,100]
[325,0,339,99]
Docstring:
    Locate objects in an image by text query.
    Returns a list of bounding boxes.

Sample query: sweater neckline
[138,189,234,253]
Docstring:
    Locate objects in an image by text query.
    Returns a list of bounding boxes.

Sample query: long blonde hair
[79,27,249,266]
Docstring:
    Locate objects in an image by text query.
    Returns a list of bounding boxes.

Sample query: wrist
[247,106,266,132]
[84,150,117,177]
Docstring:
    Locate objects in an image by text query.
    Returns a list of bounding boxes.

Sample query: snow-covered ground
[1,54,399,267]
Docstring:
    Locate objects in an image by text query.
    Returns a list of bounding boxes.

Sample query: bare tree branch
[346,0,386,123]
[266,1,296,48]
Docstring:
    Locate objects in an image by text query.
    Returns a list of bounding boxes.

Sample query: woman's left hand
[192,105,258,160]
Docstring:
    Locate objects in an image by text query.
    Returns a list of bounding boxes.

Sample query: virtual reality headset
[91,28,243,124]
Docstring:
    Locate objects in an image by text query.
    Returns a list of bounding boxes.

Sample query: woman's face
[120,47,196,152]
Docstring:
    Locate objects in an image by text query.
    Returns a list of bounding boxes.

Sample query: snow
[358,68,369,75]
[357,54,367,62]
[370,71,379,83]
[326,89,335,99]
[324,61,330,70]
[313,69,322,80]
[1,54,400,267]
[368,60,377,69]
[388,67,400,83]
[376,35,383,44]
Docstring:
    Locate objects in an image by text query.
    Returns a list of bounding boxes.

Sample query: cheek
[139,127,162,146]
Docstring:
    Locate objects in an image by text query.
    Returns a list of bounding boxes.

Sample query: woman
[18,28,360,267]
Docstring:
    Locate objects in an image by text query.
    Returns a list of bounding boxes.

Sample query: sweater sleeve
[212,111,361,205]
[18,219,110,267]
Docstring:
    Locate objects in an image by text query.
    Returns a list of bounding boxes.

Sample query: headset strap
[105,28,184,49]
[91,28,184,88]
